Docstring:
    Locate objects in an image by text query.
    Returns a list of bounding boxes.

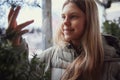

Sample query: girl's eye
[61,15,65,20]
[70,15,78,19]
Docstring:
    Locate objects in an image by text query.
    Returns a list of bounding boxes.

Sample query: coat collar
[65,36,120,62]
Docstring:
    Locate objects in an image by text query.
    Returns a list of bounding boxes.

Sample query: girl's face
[61,3,86,42]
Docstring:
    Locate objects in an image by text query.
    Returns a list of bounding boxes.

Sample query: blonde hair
[54,0,104,80]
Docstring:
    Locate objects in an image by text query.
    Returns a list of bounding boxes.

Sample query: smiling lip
[63,29,74,34]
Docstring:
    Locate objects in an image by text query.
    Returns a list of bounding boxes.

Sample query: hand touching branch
[6,6,34,46]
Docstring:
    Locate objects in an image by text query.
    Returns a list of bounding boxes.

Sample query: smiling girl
[4,0,120,80]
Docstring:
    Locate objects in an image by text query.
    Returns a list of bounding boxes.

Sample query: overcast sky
[5,0,120,29]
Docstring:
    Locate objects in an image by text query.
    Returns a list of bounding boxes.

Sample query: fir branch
[0,35,50,80]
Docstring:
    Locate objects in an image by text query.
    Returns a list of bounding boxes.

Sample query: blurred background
[0,0,120,58]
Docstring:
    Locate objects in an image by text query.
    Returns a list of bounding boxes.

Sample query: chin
[64,36,72,42]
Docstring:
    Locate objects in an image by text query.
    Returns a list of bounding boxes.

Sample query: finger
[8,7,14,22]
[9,6,21,27]
[12,29,28,42]
[16,20,34,31]
[17,30,29,37]
[12,29,28,46]
[8,7,14,30]
[12,6,21,21]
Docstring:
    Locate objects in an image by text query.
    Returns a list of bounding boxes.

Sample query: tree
[0,0,41,28]
[0,35,50,80]
[42,0,52,50]
[102,18,120,40]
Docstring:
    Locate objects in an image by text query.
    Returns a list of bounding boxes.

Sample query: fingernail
[17,6,21,9]
[30,20,34,22]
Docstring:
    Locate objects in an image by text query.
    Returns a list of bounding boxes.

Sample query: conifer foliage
[0,35,50,80]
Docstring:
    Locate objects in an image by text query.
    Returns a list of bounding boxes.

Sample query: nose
[63,17,70,26]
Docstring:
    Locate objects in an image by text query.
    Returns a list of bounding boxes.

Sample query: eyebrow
[61,12,80,16]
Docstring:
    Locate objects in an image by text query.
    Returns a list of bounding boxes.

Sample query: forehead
[62,2,83,15]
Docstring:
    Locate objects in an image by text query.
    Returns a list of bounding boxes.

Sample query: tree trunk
[42,0,52,50]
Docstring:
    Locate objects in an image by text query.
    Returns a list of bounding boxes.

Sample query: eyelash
[70,15,78,19]
[61,15,78,20]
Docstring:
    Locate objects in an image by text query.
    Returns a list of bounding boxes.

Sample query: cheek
[74,21,85,35]
[61,24,64,32]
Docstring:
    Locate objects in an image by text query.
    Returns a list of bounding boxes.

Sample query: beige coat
[35,35,120,80]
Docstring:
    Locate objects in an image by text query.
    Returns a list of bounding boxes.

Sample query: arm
[35,47,55,71]
[0,6,51,80]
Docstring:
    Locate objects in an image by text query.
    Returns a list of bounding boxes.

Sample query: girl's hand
[6,6,34,46]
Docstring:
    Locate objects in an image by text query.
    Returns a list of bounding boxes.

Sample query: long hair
[54,0,104,80]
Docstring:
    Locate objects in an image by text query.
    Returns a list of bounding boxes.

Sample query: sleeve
[35,47,55,63]
[35,47,55,72]
[30,47,55,79]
